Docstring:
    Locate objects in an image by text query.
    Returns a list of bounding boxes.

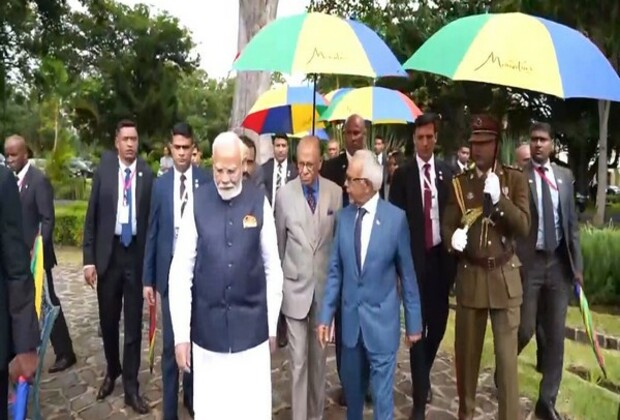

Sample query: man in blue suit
[143,122,210,419]
[318,149,423,420]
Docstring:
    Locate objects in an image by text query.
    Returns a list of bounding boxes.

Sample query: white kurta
[169,188,283,420]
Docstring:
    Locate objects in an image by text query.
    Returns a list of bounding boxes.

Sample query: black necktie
[180,174,187,216]
[354,207,367,271]
[306,186,316,213]
[537,167,558,251]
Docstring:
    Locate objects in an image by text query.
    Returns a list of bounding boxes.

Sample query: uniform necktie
[120,168,133,247]
[354,207,367,271]
[306,185,316,213]
[276,162,283,193]
[180,173,187,216]
[423,163,433,250]
[537,166,558,252]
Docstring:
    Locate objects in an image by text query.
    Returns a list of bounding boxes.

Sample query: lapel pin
[376,219,381,226]
[466,192,474,200]
[528,179,533,183]
[558,178,563,184]
[138,172,143,177]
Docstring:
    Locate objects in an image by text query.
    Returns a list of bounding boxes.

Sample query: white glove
[484,172,501,205]
[451,228,468,252]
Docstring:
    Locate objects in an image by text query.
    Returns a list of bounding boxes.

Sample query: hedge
[54,201,87,247]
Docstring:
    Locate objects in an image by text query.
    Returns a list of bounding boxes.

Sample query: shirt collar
[173,165,192,180]
[17,161,31,183]
[416,154,434,171]
[533,160,552,171]
[360,192,380,216]
[303,177,319,193]
[119,158,137,173]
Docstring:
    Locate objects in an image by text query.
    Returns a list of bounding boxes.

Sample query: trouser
[455,305,520,420]
[97,239,143,395]
[0,369,7,420]
[46,268,75,360]
[518,251,571,406]
[161,294,193,420]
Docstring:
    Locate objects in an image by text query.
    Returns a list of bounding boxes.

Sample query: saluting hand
[484,172,501,204]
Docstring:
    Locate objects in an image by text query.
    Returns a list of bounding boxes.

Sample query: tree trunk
[593,99,611,226]
[230,0,279,163]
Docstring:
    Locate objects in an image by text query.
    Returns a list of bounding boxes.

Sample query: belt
[465,251,513,270]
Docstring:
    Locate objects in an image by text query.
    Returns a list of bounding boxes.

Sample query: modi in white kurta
[168,186,283,419]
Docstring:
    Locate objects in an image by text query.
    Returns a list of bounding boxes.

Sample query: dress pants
[0,369,7,420]
[409,245,450,411]
[96,239,143,395]
[341,334,396,420]
[518,251,571,406]
[161,295,193,420]
[285,303,327,420]
[45,268,75,360]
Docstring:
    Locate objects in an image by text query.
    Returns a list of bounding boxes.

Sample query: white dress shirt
[358,192,380,269]
[169,188,284,345]
[16,161,31,191]
[173,166,193,252]
[114,159,137,235]
[272,159,288,203]
[416,154,441,246]
[533,161,562,249]
[457,161,468,173]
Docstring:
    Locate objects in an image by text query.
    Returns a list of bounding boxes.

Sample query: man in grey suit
[517,122,583,420]
[275,136,343,420]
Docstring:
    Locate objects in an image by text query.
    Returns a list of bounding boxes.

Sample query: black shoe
[534,400,561,420]
[96,375,117,400]
[48,354,77,373]
[427,388,433,403]
[337,388,347,406]
[183,398,194,418]
[409,407,425,420]
[125,393,150,415]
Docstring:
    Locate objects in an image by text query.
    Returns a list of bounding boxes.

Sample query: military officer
[442,114,530,420]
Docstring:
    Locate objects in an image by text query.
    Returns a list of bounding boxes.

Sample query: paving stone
[38,264,535,419]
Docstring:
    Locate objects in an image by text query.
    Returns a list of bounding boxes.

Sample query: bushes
[54,201,87,247]
[580,226,620,305]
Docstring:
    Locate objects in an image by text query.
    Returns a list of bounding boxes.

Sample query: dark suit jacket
[0,166,40,369]
[389,157,456,288]
[261,158,298,205]
[83,152,154,279]
[143,166,210,296]
[19,165,57,270]
[517,162,583,278]
[320,152,348,203]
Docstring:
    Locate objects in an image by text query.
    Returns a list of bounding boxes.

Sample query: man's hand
[9,352,38,383]
[451,228,468,252]
[316,324,330,349]
[575,272,584,288]
[484,172,501,204]
[405,333,422,348]
[329,320,335,343]
[175,343,191,373]
[143,287,156,306]
[84,266,97,289]
[269,336,277,353]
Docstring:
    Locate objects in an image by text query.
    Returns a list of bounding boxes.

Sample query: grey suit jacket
[517,162,583,278]
[274,176,343,320]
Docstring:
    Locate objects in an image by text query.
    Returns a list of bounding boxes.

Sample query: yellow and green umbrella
[234,12,406,78]
[324,88,353,104]
[320,86,423,124]
[242,85,328,135]
[402,12,620,101]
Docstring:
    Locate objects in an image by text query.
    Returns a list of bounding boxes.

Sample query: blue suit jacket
[143,165,211,295]
[319,198,423,354]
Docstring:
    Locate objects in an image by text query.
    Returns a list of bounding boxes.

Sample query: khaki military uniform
[442,164,530,420]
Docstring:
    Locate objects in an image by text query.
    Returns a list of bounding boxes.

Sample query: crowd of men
[0,111,581,420]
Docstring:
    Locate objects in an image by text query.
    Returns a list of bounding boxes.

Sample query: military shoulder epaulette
[502,164,523,172]
[453,169,471,179]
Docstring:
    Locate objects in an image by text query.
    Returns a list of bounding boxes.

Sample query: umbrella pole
[311,74,317,135]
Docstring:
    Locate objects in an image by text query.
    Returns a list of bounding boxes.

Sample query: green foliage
[54,201,87,247]
[580,225,620,305]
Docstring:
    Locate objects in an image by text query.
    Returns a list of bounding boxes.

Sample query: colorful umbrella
[148,304,156,374]
[574,283,607,378]
[320,86,423,124]
[402,12,620,102]
[11,376,29,420]
[30,225,44,320]
[233,12,406,78]
[242,85,328,135]
[324,88,353,104]
[289,128,330,141]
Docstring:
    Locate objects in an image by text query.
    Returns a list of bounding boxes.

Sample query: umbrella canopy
[290,128,330,141]
[233,12,406,78]
[320,86,423,124]
[324,88,353,104]
[402,12,620,102]
[242,86,328,135]
[574,284,607,378]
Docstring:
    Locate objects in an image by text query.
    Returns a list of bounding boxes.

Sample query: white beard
[216,182,242,201]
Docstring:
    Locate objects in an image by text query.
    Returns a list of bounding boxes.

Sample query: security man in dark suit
[442,115,530,420]
[0,164,40,415]
[4,135,76,374]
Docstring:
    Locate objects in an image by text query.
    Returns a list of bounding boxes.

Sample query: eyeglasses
[345,176,366,184]
[297,162,315,171]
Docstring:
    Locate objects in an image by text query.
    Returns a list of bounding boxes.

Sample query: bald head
[515,143,531,168]
[343,114,366,155]
[4,135,29,173]
[297,136,322,186]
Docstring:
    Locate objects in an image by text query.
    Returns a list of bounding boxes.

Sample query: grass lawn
[439,310,620,420]
[56,246,83,266]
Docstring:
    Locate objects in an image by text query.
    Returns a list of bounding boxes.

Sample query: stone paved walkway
[38,265,534,419]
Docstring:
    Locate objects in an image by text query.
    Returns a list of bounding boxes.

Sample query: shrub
[580,225,620,305]
[54,201,87,247]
